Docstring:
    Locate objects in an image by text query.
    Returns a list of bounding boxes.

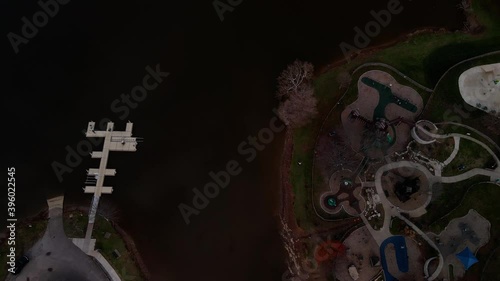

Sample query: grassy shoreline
[63,209,146,281]
[0,213,48,280]
[0,207,147,281]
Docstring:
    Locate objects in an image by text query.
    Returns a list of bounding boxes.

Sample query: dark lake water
[5,0,465,280]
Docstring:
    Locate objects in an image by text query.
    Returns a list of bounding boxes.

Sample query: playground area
[304,48,500,281]
[381,167,431,213]
[341,70,423,159]
[320,170,364,215]
[427,210,491,280]
[334,226,381,281]
[381,236,425,281]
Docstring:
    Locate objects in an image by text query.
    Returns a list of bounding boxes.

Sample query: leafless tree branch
[276,60,318,128]
[276,60,314,99]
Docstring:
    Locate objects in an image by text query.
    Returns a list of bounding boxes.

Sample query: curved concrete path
[6,196,110,281]
[443,136,460,166]
[396,214,443,280]
[376,161,436,216]
[415,121,500,183]
[416,121,500,166]
[435,121,500,154]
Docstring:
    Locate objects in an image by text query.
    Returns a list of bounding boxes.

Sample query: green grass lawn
[390,216,406,236]
[0,218,48,280]
[420,176,490,229]
[482,247,500,281]
[423,52,500,123]
[442,138,492,176]
[0,211,145,281]
[63,210,144,281]
[371,0,500,87]
[412,137,455,163]
[289,0,499,232]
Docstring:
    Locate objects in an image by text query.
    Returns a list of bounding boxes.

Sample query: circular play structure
[319,170,364,215]
[412,120,438,144]
[325,195,337,208]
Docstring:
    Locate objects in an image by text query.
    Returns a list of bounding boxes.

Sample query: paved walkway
[443,136,460,166]
[415,121,500,183]
[70,226,122,278]
[441,168,500,183]
[91,251,122,281]
[396,214,443,280]
[435,121,500,154]
[416,122,500,165]
[375,161,437,218]
[6,196,110,281]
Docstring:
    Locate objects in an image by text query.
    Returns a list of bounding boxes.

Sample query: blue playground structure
[380,235,409,281]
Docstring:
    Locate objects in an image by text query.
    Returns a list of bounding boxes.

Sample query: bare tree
[97,199,120,222]
[316,128,360,178]
[463,20,473,33]
[276,60,318,128]
[463,17,481,33]
[276,60,314,99]
[458,0,481,33]
[457,0,471,12]
[278,84,318,128]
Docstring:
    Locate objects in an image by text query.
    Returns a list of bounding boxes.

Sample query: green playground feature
[361,77,418,119]
[387,133,394,144]
[327,197,337,207]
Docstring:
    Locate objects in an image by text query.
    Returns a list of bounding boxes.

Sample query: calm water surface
[5,0,465,280]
